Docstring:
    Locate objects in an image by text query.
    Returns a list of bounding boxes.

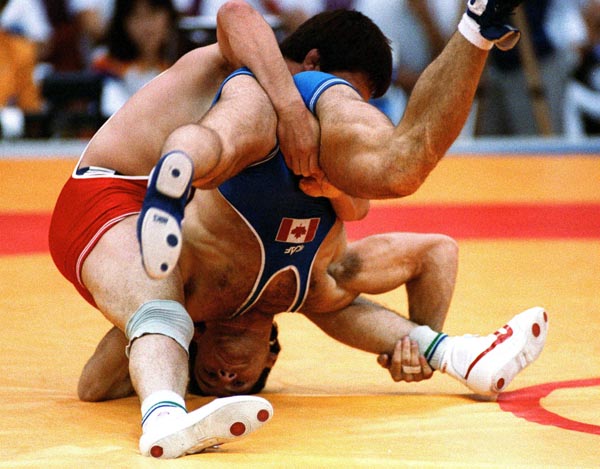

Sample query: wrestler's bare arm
[303,297,433,383]
[329,232,458,331]
[82,44,232,173]
[217,0,320,177]
[85,1,318,175]
[316,33,488,199]
[302,232,458,383]
[298,173,369,221]
[78,327,133,402]
[159,72,367,223]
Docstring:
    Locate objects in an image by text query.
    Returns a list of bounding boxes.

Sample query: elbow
[78,375,132,402]
[78,361,133,402]
[77,377,105,402]
[435,234,459,265]
[216,1,256,67]
[217,0,254,22]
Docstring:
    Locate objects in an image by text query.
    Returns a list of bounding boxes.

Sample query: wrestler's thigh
[80,216,184,330]
[199,74,277,167]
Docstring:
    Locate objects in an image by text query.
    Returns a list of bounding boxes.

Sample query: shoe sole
[139,396,273,459]
[154,151,194,199]
[140,152,194,278]
[140,207,182,278]
[467,306,548,395]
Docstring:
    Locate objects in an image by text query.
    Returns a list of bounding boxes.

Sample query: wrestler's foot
[137,151,194,279]
[139,395,273,459]
[459,0,523,51]
[440,306,548,395]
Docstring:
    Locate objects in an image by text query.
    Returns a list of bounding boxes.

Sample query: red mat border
[345,203,600,240]
[1,203,599,256]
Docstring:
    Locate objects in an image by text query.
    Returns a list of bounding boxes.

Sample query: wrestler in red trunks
[49,170,147,307]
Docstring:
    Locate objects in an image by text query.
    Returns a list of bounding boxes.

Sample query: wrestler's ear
[302,48,321,71]
[267,350,278,368]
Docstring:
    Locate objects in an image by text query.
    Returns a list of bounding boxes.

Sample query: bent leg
[161,73,278,189]
[316,34,488,199]
[329,232,458,331]
[138,74,278,278]
[81,216,189,401]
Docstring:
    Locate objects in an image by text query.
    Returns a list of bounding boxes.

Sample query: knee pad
[125,300,194,357]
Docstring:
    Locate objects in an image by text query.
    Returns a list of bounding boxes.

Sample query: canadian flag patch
[275,217,320,243]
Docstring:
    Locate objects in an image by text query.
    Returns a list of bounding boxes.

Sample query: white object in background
[0,107,25,139]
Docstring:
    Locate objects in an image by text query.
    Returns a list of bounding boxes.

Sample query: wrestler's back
[79,45,232,176]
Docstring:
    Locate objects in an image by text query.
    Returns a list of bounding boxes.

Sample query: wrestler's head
[188,320,280,397]
[280,9,392,98]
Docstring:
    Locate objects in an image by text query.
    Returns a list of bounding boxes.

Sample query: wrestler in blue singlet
[215,68,356,317]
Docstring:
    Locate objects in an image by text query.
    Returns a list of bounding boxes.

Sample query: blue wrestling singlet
[215,68,356,317]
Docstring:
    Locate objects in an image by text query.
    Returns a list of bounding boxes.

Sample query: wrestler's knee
[162,124,223,185]
[125,299,194,356]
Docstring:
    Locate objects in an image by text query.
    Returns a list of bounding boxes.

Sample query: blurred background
[1,0,600,150]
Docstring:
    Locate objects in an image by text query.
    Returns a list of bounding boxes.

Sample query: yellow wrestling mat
[1,155,599,467]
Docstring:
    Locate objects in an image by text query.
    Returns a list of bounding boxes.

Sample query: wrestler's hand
[300,173,369,221]
[298,173,342,199]
[377,336,434,383]
[277,102,321,178]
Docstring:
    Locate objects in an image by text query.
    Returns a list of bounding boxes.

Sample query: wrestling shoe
[440,306,548,395]
[459,0,523,51]
[137,151,194,279]
[139,395,274,459]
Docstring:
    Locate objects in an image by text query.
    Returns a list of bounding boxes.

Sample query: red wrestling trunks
[48,169,148,307]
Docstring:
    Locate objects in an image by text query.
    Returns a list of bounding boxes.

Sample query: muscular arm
[329,232,458,331]
[304,296,414,354]
[304,297,433,382]
[216,0,320,177]
[317,33,488,199]
[77,327,133,402]
[303,232,459,382]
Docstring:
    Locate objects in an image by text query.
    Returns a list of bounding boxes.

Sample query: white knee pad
[125,300,194,357]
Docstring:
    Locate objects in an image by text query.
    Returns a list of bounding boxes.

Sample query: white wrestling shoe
[137,151,194,279]
[139,395,273,459]
[440,306,548,395]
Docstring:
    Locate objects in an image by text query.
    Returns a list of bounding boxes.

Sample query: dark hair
[279,9,392,98]
[188,322,281,396]
[104,0,178,62]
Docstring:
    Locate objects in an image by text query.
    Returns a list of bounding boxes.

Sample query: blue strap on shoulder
[211,67,254,106]
[293,71,357,113]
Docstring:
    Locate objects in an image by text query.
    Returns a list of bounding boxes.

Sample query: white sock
[458,13,494,50]
[409,325,449,370]
[141,390,187,434]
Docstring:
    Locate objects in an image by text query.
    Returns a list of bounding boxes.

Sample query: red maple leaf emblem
[290,224,307,239]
